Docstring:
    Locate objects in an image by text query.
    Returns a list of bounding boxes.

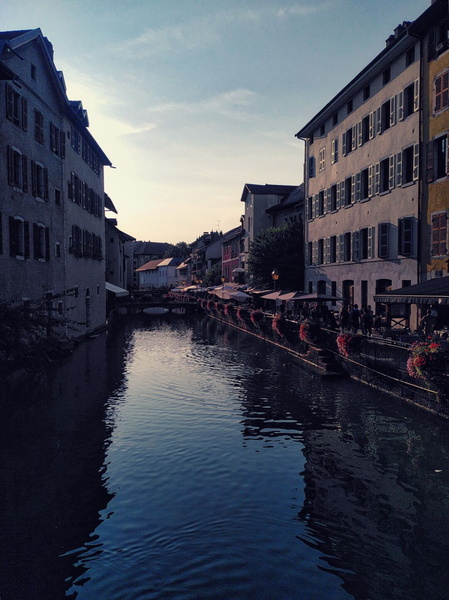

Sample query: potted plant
[299,321,321,344]
[336,332,362,357]
[406,341,447,383]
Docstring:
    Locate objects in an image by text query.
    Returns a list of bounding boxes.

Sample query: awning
[106,282,129,297]
[296,293,343,302]
[277,291,306,301]
[374,276,449,305]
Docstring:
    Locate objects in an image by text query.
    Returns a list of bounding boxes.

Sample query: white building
[296,22,421,317]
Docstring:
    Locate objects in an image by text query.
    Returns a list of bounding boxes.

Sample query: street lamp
[271,269,279,292]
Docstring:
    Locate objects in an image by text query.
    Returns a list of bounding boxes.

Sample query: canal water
[1,315,449,600]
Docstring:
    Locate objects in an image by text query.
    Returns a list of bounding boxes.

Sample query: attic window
[31,64,36,80]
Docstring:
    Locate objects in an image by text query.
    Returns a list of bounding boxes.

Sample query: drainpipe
[407,25,424,285]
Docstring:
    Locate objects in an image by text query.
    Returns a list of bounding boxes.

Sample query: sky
[2,0,431,244]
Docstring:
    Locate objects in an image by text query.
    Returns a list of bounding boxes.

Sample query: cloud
[147,88,258,122]
[276,2,333,18]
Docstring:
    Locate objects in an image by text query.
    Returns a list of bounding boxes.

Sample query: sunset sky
[2,0,430,244]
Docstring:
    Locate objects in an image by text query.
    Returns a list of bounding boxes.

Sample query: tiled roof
[133,241,171,256]
[136,259,165,272]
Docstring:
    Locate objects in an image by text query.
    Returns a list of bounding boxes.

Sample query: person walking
[420,309,436,339]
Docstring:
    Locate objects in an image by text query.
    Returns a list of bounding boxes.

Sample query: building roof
[266,184,304,214]
[240,184,297,202]
[0,28,111,166]
[133,241,171,256]
[374,276,449,305]
[135,259,165,272]
[295,19,416,138]
[221,225,243,243]
[157,257,182,267]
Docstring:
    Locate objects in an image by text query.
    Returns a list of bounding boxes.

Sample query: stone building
[1,29,112,338]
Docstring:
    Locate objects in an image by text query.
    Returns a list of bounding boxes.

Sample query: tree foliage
[247,220,304,290]
[163,241,191,260]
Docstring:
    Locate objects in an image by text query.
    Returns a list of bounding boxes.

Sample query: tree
[247,220,304,290]
[163,241,191,260]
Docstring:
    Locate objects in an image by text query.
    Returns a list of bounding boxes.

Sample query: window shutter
[43,168,48,200]
[31,160,37,196]
[45,227,50,261]
[24,221,30,259]
[342,132,347,156]
[312,241,318,265]
[21,97,28,131]
[314,194,319,218]
[336,182,341,209]
[352,231,360,261]
[308,156,315,178]
[326,188,331,213]
[7,146,14,186]
[9,216,16,256]
[369,111,375,139]
[6,83,13,120]
[398,91,404,121]
[323,188,328,214]
[357,121,362,146]
[33,222,39,258]
[378,223,390,258]
[390,95,396,126]
[426,141,434,183]
[338,234,345,262]
[368,226,375,258]
[389,155,395,190]
[368,165,374,197]
[374,163,380,195]
[376,107,382,135]
[413,143,419,181]
[351,175,356,203]
[331,139,335,163]
[356,172,361,202]
[413,78,420,112]
[352,125,357,151]
[396,152,403,186]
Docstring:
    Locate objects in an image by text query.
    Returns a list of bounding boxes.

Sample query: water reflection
[0,324,132,599]
[1,317,449,599]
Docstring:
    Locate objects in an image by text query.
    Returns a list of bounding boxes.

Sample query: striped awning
[374,276,449,305]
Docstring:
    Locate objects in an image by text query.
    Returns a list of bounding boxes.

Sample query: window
[307,241,313,265]
[380,158,390,193]
[344,177,352,206]
[320,124,325,136]
[333,112,338,126]
[9,216,30,258]
[33,223,49,261]
[308,156,315,178]
[319,147,326,171]
[344,232,352,262]
[7,146,28,191]
[432,213,447,256]
[378,222,390,258]
[50,122,66,157]
[317,239,324,264]
[361,168,369,200]
[31,64,36,80]
[343,127,354,155]
[363,85,370,100]
[402,80,419,119]
[55,188,62,205]
[435,71,449,113]
[360,228,369,259]
[55,242,61,258]
[331,138,338,163]
[318,190,325,216]
[34,110,44,143]
[31,161,49,200]
[406,46,415,67]
[435,136,448,179]
[402,146,414,184]
[398,217,414,256]
[381,100,391,132]
[330,184,337,211]
[347,99,353,114]
[362,115,369,144]
[5,83,27,130]
[383,67,391,85]
[71,127,81,152]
